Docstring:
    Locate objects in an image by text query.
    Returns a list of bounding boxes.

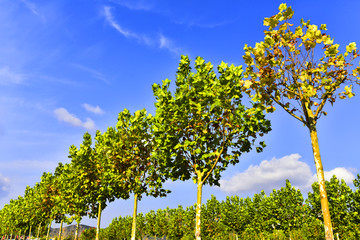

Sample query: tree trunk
[96,201,102,240]
[36,223,41,240]
[309,126,334,240]
[58,219,63,240]
[74,219,80,240]
[46,218,52,240]
[131,193,138,240]
[28,225,32,240]
[195,177,203,240]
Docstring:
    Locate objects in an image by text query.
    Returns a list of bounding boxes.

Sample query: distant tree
[80,228,96,240]
[201,195,228,239]
[307,175,354,237]
[65,154,93,240]
[37,172,60,240]
[242,3,360,239]
[352,174,360,225]
[152,55,271,239]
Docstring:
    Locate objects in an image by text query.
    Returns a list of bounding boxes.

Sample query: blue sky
[0,0,359,228]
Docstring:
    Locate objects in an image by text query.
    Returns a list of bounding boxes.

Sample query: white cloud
[219,154,356,194]
[103,6,140,39]
[54,108,95,130]
[82,103,104,115]
[159,34,182,55]
[322,167,355,185]
[83,118,96,130]
[0,66,26,85]
[0,174,10,198]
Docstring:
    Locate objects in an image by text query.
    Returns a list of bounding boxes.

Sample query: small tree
[152,55,271,239]
[307,175,354,237]
[242,4,360,239]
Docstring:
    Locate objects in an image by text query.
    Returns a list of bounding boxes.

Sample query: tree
[352,174,360,224]
[221,195,251,238]
[60,161,91,240]
[98,109,169,240]
[23,185,44,240]
[307,175,354,237]
[69,132,119,240]
[242,3,360,239]
[152,55,271,239]
[201,195,228,239]
[36,172,61,240]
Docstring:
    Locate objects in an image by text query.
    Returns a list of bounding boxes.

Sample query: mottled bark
[96,202,102,240]
[195,176,203,240]
[309,127,334,240]
[74,220,80,240]
[58,219,63,240]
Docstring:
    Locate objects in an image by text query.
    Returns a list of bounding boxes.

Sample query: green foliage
[153,55,271,186]
[307,175,359,236]
[98,108,169,199]
[201,195,229,239]
[80,228,96,240]
[102,177,360,240]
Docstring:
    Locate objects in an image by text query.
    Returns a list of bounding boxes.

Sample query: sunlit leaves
[153,55,270,186]
[243,3,360,127]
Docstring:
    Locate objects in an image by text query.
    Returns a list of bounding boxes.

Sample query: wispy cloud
[219,154,356,194]
[103,6,183,55]
[109,0,153,11]
[0,66,26,85]
[20,0,46,23]
[103,6,141,39]
[0,174,10,198]
[54,107,95,130]
[82,103,104,115]
[71,64,110,84]
[159,34,182,55]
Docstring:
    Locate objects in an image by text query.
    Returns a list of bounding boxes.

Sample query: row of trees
[0,55,271,240]
[1,3,360,240]
[97,176,360,240]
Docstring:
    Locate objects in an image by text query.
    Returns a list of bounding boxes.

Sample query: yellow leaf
[279,3,287,12]
[346,42,357,53]
[244,80,252,89]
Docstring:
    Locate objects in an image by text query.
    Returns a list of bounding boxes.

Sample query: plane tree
[57,161,90,240]
[97,109,169,240]
[69,132,123,240]
[23,185,44,240]
[152,55,271,239]
[242,4,360,239]
[36,172,65,240]
[307,175,354,237]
